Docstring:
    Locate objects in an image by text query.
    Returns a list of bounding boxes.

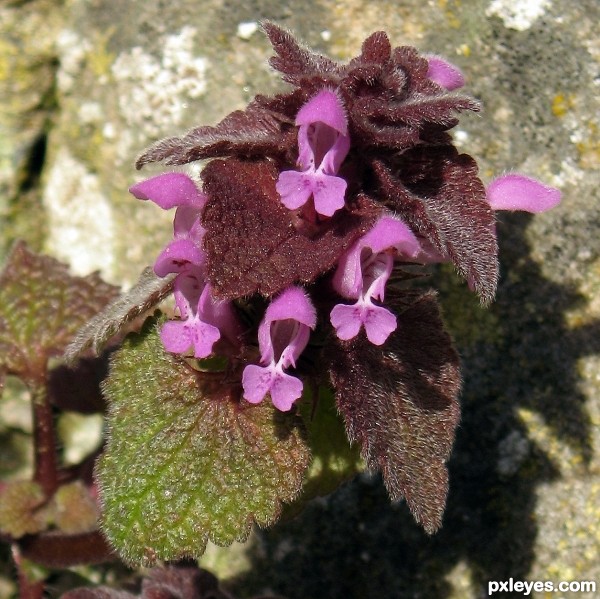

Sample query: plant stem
[30,378,58,497]
[12,545,44,599]
[20,530,115,567]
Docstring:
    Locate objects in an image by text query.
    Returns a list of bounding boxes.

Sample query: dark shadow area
[228,212,600,598]
[18,133,47,194]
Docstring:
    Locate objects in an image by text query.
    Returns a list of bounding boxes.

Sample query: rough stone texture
[1,0,599,598]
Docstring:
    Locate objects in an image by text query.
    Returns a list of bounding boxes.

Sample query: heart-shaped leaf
[98,318,310,565]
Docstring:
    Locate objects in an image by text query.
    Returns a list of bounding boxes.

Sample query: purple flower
[129,173,208,276]
[486,173,561,213]
[330,216,420,345]
[131,173,240,357]
[160,268,240,359]
[426,56,465,91]
[242,286,317,411]
[276,89,350,217]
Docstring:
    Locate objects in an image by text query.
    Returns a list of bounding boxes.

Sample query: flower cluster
[129,174,240,359]
[131,25,560,413]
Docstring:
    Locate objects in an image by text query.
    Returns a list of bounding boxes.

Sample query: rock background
[1,0,599,597]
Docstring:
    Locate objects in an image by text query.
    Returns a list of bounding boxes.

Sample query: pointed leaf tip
[329,292,461,533]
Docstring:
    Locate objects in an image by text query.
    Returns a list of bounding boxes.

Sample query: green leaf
[0,480,49,538]
[297,386,363,502]
[0,241,119,380]
[51,481,99,534]
[98,318,310,565]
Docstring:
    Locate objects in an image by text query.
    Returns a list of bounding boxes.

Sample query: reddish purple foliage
[329,291,461,532]
[200,158,377,298]
[127,23,559,533]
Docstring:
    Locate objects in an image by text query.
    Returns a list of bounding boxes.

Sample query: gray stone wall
[1,0,599,597]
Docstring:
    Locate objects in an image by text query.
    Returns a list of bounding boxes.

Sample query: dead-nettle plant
[0,21,560,591]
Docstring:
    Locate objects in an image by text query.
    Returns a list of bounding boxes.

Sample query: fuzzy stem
[30,379,58,497]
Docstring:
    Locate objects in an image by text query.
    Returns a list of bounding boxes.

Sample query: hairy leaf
[328,291,461,533]
[140,565,234,599]
[201,158,376,299]
[98,318,310,565]
[262,21,342,85]
[350,31,392,66]
[356,94,480,129]
[19,530,114,567]
[340,41,480,152]
[64,267,174,363]
[373,146,498,303]
[51,481,99,534]
[136,102,296,169]
[0,242,119,380]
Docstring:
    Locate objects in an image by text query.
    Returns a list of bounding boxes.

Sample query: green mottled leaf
[0,241,119,380]
[98,318,310,565]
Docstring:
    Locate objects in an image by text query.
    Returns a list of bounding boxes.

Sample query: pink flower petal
[129,173,207,210]
[269,371,304,411]
[242,364,275,404]
[319,132,351,175]
[331,300,397,345]
[154,238,205,277]
[486,174,561,213]
[362,304,397,346]
[262,286,317,330]
[332,216,420,298]
[426,56,465,91]
[364,253,394,302]
[295,89,348,135]
[197,284,241,348]
[361,217,421,257]
[311,173,347,217]
[276,170,314,210]
[160,320,192,354]
[160,313,221,358]
[279,324,311,370]
[330,303,364,341]
[173,205,204,238]
[173,269,203,318]
[189,319,221,358]
[257,286,316,364]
